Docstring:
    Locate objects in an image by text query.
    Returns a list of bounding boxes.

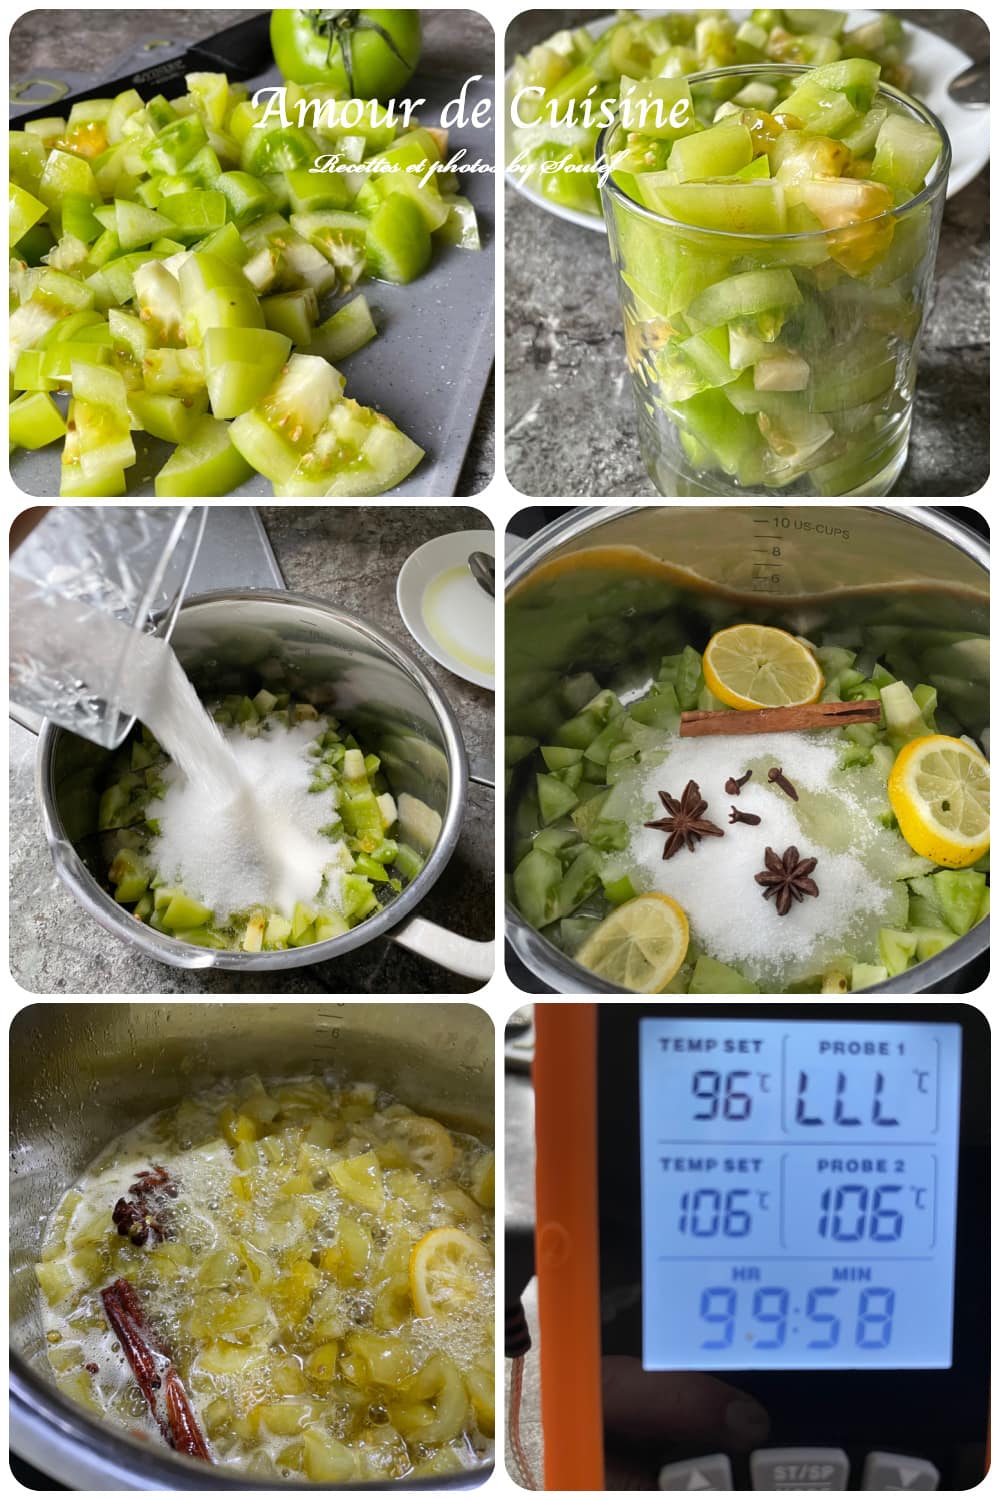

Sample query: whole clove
[767,766,799,801]
[729,806,762,826]
[725,770,753,796]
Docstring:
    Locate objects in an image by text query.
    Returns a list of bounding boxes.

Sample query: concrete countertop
[9,8,495,496]
[504,10,988,499]
[9,506,495,995]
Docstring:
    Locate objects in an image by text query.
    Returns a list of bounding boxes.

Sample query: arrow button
[861,1452,940,1490]
[659,1455,733,1491]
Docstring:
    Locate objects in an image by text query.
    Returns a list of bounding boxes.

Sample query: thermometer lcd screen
[639,1019,962,1372]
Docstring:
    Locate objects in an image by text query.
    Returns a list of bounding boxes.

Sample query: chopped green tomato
[505,735,539,767]
[60,402,126,496]
[537,772,580,825]
[158,890,214,931]
[911,926,958,962]
[229,352,344,484]
[878,926,917,977]
[128,388,208,443]
[178,251,265,346]
[513,848,562,930]
[308,296,377,362]
[202,326,293,420]
[436,195,480,249]
[670,120,754,182]
[620,75,697,141]
[871,113,942,195]
[154,413,254,496]
[289,210,368,291]
[142,346,205,399]
[10,59,479,498]
[10,182,48,246]
[365,194,431,283]
[931,869,987,937]
[155,188,227,243]
[9,391,67,449]
[215,169,275,225]
[603,873,637,906]
[187,71,230,129]
[540,745,583,772]
[689,955,759,993]
[114,198,176,250]
[142,114,208,175]
[278,400,424,497]
[37,150,101,214]
[851,962,888,991]
[262,288,319,346]
[132,260,184,343]
[689,268,802,327]
[637,179,788,233]
[70,362,136,477]
[285,166,354,214]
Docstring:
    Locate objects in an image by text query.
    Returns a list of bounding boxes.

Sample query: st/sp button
[537,1222,572,1270]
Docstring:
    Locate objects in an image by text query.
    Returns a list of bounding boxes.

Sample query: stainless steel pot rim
[505,504,990,996]
[36,587,470,971]
[505,503,991,585]
[9,1381,490,1491]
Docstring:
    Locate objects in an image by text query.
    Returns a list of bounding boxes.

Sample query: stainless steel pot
[10,1002,494,1490]
[506,505,989,994]
[36,589,493,981]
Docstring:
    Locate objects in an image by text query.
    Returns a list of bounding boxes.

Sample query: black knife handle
[11,13,273,124]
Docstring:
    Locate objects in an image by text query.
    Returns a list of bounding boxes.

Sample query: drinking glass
[598,65,951,497]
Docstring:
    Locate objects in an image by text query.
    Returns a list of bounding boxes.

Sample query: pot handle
[389,915,494,983]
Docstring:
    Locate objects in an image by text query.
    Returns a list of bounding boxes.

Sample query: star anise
[645,779,725,859]
[754,845,820,916]
[112,1165,177,1247]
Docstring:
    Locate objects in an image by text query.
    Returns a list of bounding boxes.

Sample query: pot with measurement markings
[506,505,989,994]
[10,1002,494,1489]
[35,589,493,983]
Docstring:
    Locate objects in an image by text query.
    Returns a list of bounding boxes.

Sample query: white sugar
[23,593,351,924]
[149,721,351,924]
[624,730,908,988]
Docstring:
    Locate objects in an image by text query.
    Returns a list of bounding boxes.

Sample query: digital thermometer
[533,1004,988,1491]
[639,1017,960,1373]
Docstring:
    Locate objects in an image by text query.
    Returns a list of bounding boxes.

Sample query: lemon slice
[410,1227,492,1319]
[390,1115,455,1176]
[576,894,689,993]
[888,735,990,868]
[702,624,824,710]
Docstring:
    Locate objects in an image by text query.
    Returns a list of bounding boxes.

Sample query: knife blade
[11,13,274,124]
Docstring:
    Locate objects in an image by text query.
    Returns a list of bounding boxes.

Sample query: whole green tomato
[270,9,422,100]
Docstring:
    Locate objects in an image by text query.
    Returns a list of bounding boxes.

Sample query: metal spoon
[468,551,495,597]
[947,59,989,107]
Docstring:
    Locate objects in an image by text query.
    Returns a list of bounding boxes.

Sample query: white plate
[506,9,989,230]
[396,531,495,692]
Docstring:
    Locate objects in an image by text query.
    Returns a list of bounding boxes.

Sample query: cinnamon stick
[679,699,881,738]
[101,1278,211,1462]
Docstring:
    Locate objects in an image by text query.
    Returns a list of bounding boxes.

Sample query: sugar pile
[625,730,908,988]
[149,720,352,924]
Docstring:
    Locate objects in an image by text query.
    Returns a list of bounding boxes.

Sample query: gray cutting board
[11,47,495,498]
